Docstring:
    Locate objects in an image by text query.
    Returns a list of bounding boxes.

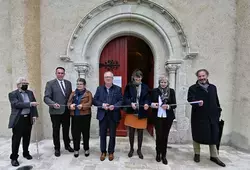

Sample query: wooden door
[99,36,128,136]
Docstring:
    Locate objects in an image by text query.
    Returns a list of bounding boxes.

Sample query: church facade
[0,0,250,151]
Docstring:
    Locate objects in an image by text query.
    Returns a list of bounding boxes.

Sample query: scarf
[198,81,209,92]
[73,89,86,115]
[158,85,170,104]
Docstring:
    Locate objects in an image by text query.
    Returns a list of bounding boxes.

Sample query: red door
[99,36,128,136]
[100,36,154,137]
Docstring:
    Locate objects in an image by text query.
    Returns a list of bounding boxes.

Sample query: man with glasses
[93,71,123,161]
[44,67,73,157]
[8,77,39,167]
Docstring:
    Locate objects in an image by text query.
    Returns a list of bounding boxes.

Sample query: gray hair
[16,77,28,85]
[104,71,114,77]
[158,75,169,85]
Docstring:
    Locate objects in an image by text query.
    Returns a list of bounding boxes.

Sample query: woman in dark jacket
[124,69,150,159]
[67,78,92,158]
[151,75,176,165]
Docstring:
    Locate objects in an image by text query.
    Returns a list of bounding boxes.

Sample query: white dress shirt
[157,96,167,118]
[57,79,66,96]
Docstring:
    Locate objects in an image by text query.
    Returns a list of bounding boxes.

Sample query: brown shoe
[100,153,106,161]
[109,153,114,161]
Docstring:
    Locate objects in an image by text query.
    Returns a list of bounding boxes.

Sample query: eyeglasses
[77,83,84,86]
[104,76,113,79]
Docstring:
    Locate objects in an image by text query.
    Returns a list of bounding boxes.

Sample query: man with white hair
[8,77,39,167]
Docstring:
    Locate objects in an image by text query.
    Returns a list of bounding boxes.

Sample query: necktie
[61,81,66,95]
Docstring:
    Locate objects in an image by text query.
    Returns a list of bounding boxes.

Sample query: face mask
[21,84,28,91]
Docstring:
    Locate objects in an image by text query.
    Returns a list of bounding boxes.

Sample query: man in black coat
[8,77,39,167]
[187,69,225,167]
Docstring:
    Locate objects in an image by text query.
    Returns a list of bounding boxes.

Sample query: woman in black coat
[123,69,150,159]
[151,75,176,165]
[187,69,225,167]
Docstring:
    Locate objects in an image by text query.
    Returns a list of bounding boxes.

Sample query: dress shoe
[156,153,161,162]
[194,154,200,163]
[74,151,79,158]
[210,157,226,167]
[137,150,144,159]
[85,150,90,157]
[109,153,114,161]
[55,150,61,157]
[23,154,33,160]
[11,160,19,167]
[65,146,74,152]
[100,152,106,161]
[128,149,134,158]
[162,157,168,165]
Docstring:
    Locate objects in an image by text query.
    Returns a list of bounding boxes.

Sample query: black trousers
[71,114,91,151]
[50,111,71,150]
[99,114,117,154]
[10,115,32,160]
[155,117,173,157]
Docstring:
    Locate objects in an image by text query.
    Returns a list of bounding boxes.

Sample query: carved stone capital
[74,63,90,78]
[165,60,182,74]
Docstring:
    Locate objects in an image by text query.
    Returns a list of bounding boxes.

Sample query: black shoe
[55,150,61,157]
[194,154,200,163]
[162,157,168,165]
[156,153,161,162]
[137,150,144,159]
[85,150,90,157]
[11,160,19,167]
[128,149,134,158]
[74,151,79,158]
[210,157,226,167]
[23,154,33,160]
[65,146,74,153]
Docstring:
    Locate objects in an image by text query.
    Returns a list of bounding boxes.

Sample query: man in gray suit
[44,67,73,157]
[8,77,38,167]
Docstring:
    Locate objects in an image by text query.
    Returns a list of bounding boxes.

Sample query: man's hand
[102,103,109,110]
[109,105,115,111]
[32,117,37,123]
[151,103,158,108]
[144,104,149,110]
[77,104,83,110]
[70,104,76,110]
[198,100,204,107]
[53,103,60,109]
[30,102,39,107]
[131,103,137,110]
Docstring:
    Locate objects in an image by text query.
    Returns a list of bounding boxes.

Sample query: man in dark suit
[93,71,123,161]
[188,69,225,167]
[44,67,73,157]
[8,77,39,167]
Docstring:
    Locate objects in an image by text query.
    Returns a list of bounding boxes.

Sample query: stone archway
[60,0,198,143]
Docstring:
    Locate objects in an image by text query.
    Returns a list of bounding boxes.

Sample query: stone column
[74,63,91,79]
[165,60,182,89]
[10,0,42,140]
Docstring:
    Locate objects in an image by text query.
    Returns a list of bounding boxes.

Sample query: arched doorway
[99,36,154,136]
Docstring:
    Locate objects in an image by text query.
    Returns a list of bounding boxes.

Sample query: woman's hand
[161,104,170,110]
[77,104,83,110]
[151,103,158,108]
[70,104,76,110]
[144,104,149,110]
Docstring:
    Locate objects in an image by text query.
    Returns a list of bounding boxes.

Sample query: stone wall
[0,0,242,146]
[231,0,250,151]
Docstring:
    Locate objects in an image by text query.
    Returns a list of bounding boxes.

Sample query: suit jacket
[151,88,176,121]
[123,83,150,119]
[93,84,123,122]
[8,89,38,128]
[44,79,72,115]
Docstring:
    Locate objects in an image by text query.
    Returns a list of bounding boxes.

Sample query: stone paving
[0,133,250,170]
